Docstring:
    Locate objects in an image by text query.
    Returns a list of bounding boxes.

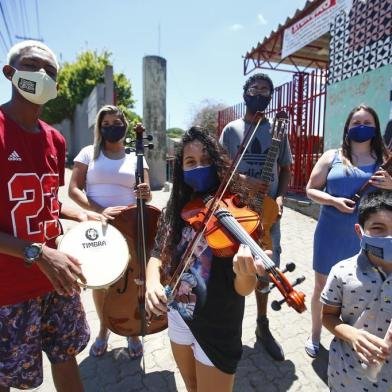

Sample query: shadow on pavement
[79,347,177,392]
[310,344,329,385]
[234,343,297,391]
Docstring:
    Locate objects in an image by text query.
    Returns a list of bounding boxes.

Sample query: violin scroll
[257,262,306,313]
[269,273,306,312]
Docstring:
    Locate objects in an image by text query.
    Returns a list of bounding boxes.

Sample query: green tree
[189,99,227,134]
[166,127,185,138]
[41,50,139,125]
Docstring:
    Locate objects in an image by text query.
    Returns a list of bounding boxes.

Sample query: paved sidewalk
[18,169,331,392]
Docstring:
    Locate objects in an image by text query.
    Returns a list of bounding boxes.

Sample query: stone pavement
[19,169,332,392]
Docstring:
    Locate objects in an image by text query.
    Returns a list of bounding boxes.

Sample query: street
[23,169,331,392]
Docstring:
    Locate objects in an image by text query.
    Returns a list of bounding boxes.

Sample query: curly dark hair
[154,126,244,271]
[342,104,388,166]
[243,73,274,95]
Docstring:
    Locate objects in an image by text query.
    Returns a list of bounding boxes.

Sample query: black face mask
[101,125,127,143]
[244,94,271,114]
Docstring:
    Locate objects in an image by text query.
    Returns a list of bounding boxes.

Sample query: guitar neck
[252,137,281,211]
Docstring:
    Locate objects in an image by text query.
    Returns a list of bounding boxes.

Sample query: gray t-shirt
[321,251,392,392]
[219,118,292,198]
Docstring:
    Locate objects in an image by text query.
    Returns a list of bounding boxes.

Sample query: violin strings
[135,164,149,333]
[215,210,280,277]
[139,201,148,291]
[215,216,283,279]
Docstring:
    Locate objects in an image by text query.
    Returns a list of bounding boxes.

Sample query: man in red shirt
[0,41,100,391]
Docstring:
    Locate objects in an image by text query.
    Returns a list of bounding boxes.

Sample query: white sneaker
[305,337,320,358]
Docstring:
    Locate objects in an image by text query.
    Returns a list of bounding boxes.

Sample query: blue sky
[0,0,306,129]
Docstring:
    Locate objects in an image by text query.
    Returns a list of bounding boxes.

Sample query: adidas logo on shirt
[8,150,22,161]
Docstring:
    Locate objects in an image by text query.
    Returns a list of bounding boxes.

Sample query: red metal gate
[217,69,327,193]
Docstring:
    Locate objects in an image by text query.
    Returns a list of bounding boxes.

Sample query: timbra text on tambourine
[81,240,107,249]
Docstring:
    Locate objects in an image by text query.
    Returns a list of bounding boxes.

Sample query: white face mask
[11,68,57,105]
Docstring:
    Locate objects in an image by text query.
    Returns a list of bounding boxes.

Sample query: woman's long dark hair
[341,104,388,165]
[154,126,243,270]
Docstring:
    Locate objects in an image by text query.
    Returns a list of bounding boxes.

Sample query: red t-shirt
[0,108,65,306]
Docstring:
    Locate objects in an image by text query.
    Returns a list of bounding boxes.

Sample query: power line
[19,0,26,37]
[35,0,41,38]
[0,30,8,56]
[15,34,43,41]
[2,0,15,39]
[21,0,30,38]
[0,1,13,46]
[11,0,22,39]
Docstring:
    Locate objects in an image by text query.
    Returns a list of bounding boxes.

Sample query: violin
[165,111,306,313]
[181,193,260,257]
[181,193,306,313]
[102,123,167,336]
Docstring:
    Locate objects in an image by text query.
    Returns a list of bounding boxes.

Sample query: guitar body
[258,196,279,250]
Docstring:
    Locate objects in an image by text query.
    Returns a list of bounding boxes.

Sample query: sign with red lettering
[282,0,352,59]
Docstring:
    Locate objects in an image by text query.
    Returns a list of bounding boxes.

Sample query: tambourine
[57,221,129,289]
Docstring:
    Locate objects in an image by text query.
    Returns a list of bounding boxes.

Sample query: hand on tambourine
[100,206,128,220]
[233,244,265,277]
[145,280,168,317]
[77,209,107,223]
[37,245,87,296]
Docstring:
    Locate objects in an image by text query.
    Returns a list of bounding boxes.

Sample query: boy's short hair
[7,40,59,70]
[358,190,392,227]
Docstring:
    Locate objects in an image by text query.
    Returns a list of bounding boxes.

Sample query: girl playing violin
[145,126,264,392]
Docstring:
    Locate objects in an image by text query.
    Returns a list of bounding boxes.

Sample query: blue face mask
[360,233,392,262]
[347,125,376,143]
[183,165,218,193]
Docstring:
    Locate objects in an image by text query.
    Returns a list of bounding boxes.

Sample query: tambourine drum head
[58,221,129,289]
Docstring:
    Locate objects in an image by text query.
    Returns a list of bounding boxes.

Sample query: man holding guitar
[219,73,292,361]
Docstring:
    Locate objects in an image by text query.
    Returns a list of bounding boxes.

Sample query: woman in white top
[69,105,151,358]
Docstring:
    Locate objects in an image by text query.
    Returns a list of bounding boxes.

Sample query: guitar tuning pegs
[145,135,153,141]
[144,143,154,150]
[125,147,135,154]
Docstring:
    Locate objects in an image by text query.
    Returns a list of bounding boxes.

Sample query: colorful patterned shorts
[0,291,90,389]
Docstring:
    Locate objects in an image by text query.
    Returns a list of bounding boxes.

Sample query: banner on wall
[282,0,352,59]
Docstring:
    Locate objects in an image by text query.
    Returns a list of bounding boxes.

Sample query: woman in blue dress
[305,105,392,357]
